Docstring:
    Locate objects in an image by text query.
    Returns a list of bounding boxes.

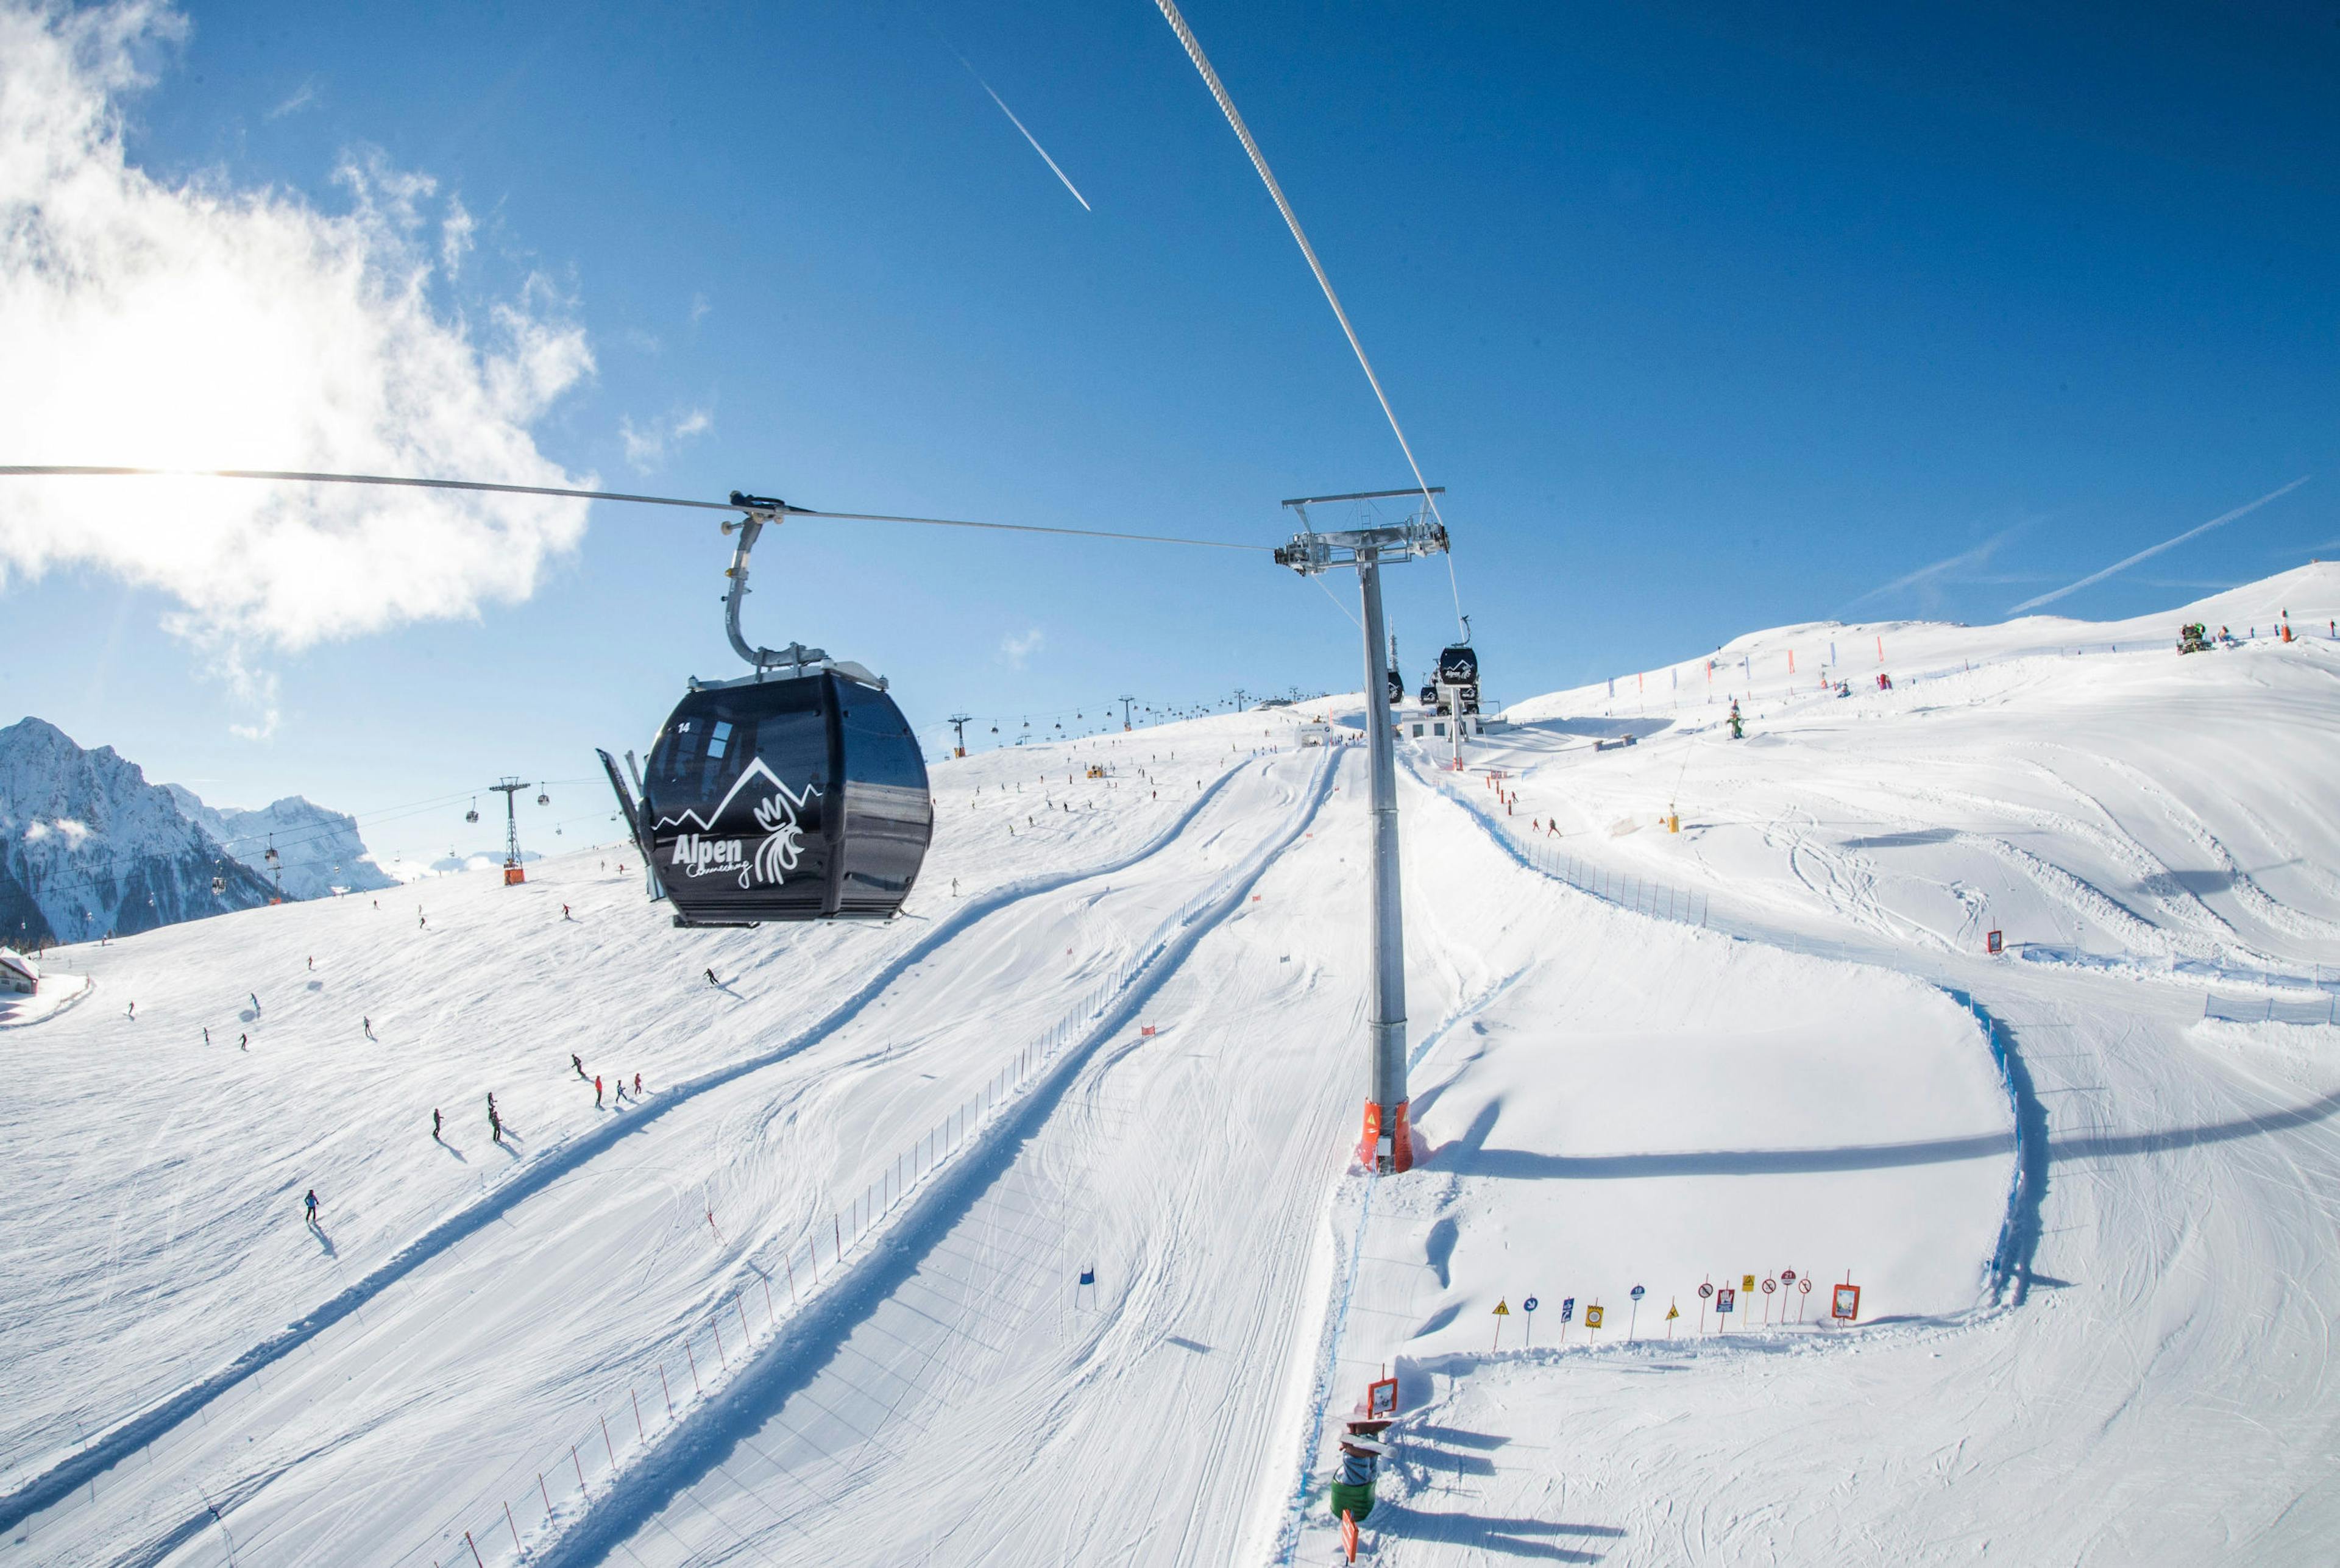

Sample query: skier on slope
[1728,699,1744,742]
[432,1108,442,1141]
[250,991,262,1015]
[572,1052,586,1079]
[363,1016,374,1040]
[594,1074,604,1109]
[705,968,717,986]
[303,1190,319,1226]
[488,1093,503,1143]
[633,1071,643,1096]
[239,1034,248,1050]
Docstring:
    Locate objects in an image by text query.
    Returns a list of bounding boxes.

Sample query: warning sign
[1585,1304,1604,1329]
[1832,1283,1862,1322]
[1717,1288,1736,1313]
[1762,1277,1777,1294]
[1742,1274,1756,1293]
[1697,1282,1713,1300]
[1492,1298,1511,1316]
[1366,1375,1398,1419]
[1665,1302,1679,1321]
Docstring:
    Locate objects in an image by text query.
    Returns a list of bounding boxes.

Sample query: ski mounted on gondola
[601,491,934,926]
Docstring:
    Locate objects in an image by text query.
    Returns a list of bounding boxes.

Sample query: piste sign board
[1717,1288,1736,1314]
[1366,1375,1399,1419]
[1832,1283,1862,1322]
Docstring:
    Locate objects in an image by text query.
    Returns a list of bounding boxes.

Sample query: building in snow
[0,947,37,995]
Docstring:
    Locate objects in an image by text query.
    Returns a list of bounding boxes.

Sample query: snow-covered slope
[5,570,2339,1567]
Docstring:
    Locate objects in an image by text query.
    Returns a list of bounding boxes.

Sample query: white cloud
[440,193,473,277]
[998,627,1044,668]
[0,0,597,690]
[688,291,710,325]
[617,405,712,473]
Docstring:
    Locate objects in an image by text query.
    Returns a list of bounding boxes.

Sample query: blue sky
[4,0,2334,862]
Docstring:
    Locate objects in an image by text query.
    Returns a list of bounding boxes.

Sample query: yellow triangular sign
[1666,1302,1680,1320]
[1492,1298,1511,1316]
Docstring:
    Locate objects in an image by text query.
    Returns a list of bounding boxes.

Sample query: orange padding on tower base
[1358,1099,1413,1172]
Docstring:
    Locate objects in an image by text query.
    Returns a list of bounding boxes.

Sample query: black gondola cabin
[628,670,932,924]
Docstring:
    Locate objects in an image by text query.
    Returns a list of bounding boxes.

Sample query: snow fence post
[633,1388,645,1441]
[540,1472,551,1516]
[659,1364,673,1416]
[506,1500,522,1551]
[465,1530,484,1567]
[572,1444,584,1493]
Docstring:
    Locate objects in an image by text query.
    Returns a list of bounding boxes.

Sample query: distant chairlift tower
[948,714,973,759]
[1275,486,1448,1174]
[1119,695,1136,732]
[490,777,531,886]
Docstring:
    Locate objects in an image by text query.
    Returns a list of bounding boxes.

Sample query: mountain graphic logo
[654,758,822,890]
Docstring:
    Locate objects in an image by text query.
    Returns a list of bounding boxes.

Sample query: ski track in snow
[0,740,1279,1550]
[544,748,1341,1567]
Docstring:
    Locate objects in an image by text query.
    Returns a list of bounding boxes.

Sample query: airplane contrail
[948,48,1091,211]
[1843,525,2022,611]
[2007,477,2311,615]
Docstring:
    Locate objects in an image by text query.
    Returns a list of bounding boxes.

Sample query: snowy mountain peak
[0,718,390,946]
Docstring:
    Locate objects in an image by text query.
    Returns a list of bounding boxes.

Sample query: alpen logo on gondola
[654,758,820,889]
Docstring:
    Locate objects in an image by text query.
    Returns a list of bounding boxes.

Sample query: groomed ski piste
[6,564,2339,1565]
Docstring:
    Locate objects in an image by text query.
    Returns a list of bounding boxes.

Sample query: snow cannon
[1329,1430,1390,1523]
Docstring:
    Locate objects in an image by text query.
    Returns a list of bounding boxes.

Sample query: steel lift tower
[489,778,531,886]
[1275,487,1447,1174]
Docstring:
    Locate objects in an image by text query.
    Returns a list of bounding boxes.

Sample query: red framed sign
[1366,1375,1399,1419]
[1832,1283,1862,1322]
[1986,929,2003,956]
